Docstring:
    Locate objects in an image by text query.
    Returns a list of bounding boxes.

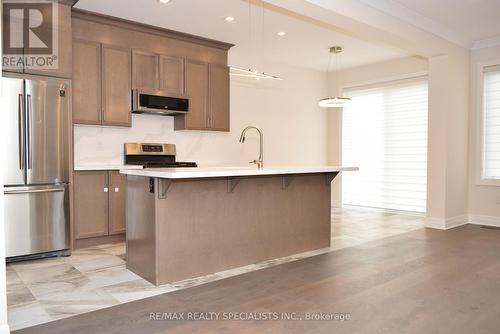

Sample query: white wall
[468,45,500,223]
[74,62,329,167]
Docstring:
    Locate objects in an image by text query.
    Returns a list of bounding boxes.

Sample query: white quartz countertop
[75,164,144,171]
[120,166,358,179]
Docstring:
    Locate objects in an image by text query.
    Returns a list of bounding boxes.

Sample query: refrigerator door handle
[18,94,25,170]
[4,188,65,195]
[27,94,33,170]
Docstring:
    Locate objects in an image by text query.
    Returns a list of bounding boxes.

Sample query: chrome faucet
[239,126,264,168]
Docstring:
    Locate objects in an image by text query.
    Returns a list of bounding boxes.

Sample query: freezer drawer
[4,185,70,258]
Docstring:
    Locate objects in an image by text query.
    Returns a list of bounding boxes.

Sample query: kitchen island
[120,166,357,285]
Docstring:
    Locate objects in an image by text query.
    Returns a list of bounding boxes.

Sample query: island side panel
[126,175,158,285]
[155,174,331,284]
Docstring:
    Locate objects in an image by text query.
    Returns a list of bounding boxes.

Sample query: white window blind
[483,65,500,180]
[342,78,428,213]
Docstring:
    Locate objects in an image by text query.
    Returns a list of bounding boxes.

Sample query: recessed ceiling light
[225,16,235,22]
[158,0,171,4]
[277,31,286,36]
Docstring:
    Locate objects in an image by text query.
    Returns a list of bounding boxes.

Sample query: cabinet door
[74,171,109,239]
[73,39,101,125]
[209,64,230,131]
[24,3,72,78]
[160,55,184,95]
[102,44,132,126]
[132,50,159,90]
[108,171,126,235]
[176,59,208,130]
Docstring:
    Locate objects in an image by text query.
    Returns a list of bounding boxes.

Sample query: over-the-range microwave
[132,89,189,115]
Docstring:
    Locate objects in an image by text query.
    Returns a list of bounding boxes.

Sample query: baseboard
[73,233,125,249]
[0,324,10,334]
[425,215,469,230]
[469,214,500,227]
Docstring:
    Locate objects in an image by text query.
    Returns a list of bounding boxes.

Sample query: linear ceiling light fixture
[229,0,283,81]
[230,67,283,80]
[319,46,351,108]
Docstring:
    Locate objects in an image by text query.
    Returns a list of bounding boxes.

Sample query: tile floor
[6,206,424,331]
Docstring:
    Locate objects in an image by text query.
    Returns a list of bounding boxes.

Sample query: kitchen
[2,0,500,333]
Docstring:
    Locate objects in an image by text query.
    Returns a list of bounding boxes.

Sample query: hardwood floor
[13,224,500,334]
[7,207,421,330]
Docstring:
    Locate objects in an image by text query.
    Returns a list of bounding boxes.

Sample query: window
[482,65,500,180]
[342,78,428,213]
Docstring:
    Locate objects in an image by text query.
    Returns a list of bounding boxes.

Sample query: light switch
[114,187,119,193]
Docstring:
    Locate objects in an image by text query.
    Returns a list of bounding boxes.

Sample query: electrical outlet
[496,199,500,205]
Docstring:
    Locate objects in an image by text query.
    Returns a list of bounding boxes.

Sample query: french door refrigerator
[2,73,71,261]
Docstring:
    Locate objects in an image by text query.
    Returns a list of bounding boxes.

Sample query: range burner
[124,143,198,168]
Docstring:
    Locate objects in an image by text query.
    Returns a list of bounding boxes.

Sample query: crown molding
[472,35,500,50]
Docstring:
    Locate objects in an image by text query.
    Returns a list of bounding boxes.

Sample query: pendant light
[230,0,283,81]
[319,46,350,108]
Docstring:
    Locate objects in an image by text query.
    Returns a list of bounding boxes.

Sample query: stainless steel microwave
[132,89,189,115]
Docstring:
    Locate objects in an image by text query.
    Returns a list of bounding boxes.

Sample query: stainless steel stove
[124,143,197,168]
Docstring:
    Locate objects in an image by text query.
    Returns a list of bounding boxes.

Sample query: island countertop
[120,166,358,179]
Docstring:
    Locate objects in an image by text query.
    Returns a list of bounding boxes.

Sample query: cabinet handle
[104,187,109,193]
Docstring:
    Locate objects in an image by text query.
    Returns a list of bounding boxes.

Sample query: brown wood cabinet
[2,2,72,78]
[209,64,230,131]
[73,39,101,124]
[132,50,159,90]
[160,55,184,95]
[175,59,209,130]
[108,171,127,235]
[72,10,232,131]
[73,170,126,240]
[73,41,131,126]
[74,171,109,239]
[132,50,185,95]
[102,44,132,126]
[174,60,230,131]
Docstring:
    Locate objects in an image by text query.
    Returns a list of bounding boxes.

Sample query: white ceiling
[356,0,500,48]
[74,0,409,72]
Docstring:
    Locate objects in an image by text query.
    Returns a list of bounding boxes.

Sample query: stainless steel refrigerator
[2,73,71,261]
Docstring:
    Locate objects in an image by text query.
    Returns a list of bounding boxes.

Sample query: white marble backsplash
[74,115,242,167]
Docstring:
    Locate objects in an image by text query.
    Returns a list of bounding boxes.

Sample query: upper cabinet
[209,64,230,131]
[101,45,132,126]
[175,60,209,130]
[132,50,160,90]
[71,9,232,130]
[160,55,185,95]
[174,61,230,131]
[131,50,185,95]
[73,40,131,127]
[73,39,101,125]
[3,3,72,78]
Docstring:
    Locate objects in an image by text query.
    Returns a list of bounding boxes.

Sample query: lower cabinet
[73,170,126,241]
[108,171,127,235]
